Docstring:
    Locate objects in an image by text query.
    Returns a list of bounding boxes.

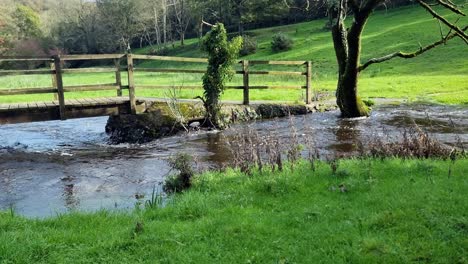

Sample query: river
[0,104,466,217]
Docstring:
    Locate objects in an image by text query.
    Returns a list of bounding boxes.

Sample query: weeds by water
[165,86,189,132]
[145,186,164,209]
[225,113,463,179]
[227,122,288,175]
[163,153,196,193]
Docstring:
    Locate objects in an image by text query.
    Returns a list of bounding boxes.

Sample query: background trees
[0,0,337,55]
[0,0,416,57]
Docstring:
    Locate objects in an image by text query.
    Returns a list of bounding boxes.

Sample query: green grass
[1,158,467,263]
[1,4,467,104]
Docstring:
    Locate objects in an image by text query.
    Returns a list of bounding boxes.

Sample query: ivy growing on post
[200,23,242,129]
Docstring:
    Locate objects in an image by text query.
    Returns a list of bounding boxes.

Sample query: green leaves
[201,23,243,128]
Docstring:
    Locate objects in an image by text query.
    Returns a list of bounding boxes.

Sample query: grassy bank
[1,5,467,105]
[1,158,467,263]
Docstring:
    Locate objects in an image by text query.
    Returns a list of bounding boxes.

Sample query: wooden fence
[0,54,313,117]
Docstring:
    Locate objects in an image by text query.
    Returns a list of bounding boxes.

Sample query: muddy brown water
[0,104,466,217]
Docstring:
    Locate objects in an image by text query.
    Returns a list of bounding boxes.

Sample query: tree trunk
[180,32,184,46]
[163,0,167,47]
[238,22,244,35]
[331,7,370,118]
[153,6,161,46]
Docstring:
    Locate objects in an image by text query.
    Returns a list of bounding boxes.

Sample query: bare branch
[437,20,444,39]
[416,0,468,44]
[435,0,466,16]
[201,20,214,27]
[359,25,468,72]
[283,0,310,11]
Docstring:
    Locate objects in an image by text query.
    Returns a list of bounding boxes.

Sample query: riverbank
[1,158,466,263]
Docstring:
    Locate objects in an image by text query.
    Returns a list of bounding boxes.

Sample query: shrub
[201,23,242,128]
[163,153,195,193]
[149,47,168,56]
[239,35,257,56]
[271,33,293,52]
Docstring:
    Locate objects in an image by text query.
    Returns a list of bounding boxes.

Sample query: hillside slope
[0,4,466,104]
[136,4,468,104]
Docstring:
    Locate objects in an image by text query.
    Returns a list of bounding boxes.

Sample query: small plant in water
[328,158,339,175]
[145,186,163,209]
[163,153,196,193]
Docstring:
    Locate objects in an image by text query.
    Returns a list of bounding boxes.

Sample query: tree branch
[435,0,466,16]
[201,20,214,27]
[416,0,468,44]
[358,25,468,72]
[348,0,359,14]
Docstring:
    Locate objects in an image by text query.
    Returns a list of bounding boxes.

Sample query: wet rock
[221,105,259,123]
[256,104,309,118]
[105,102,335,144]
[105,110,182,144]
[189,121,201,129]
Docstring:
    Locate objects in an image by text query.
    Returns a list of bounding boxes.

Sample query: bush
[163,153,195,193]
[271,33,293,52]
[239,35,257,56]
[149,47,169,56]
[201,23,242,128]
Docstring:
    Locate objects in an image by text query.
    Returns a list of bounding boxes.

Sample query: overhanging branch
[358,25,468,72]
[435,0,466,16]
[416,0,468,44]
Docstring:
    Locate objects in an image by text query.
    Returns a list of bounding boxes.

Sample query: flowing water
[0,104,466,217]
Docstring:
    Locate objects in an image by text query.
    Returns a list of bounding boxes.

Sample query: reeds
[225,114,463,176]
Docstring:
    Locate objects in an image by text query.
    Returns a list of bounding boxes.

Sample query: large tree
[327,0,467,117]
[12,4,42,39]
[96,0,146,52]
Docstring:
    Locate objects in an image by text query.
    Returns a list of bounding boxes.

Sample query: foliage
[144,186,163,209]
[12,4,42,39]
[9,39,48,69]
[271,32,293,52]
[96,0,144,52]
[201,23,242,128]
[163,153,196,193]
[0,21,12,55]
[239,35,257,56]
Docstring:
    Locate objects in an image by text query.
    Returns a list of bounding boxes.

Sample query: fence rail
[0,54,314,119]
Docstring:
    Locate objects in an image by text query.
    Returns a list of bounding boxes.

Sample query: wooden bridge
[0,54,313,125]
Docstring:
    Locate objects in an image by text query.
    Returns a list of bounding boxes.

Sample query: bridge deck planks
[0,97,130,112]
[0,97,133,125]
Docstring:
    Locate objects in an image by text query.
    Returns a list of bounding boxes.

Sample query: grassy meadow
[1,158,467,263]
[0,4,467,104]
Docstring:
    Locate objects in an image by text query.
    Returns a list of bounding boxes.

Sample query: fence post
[126,53,137,114]
[305,61,312,104]
[53,55,66,120]
[242,60,249,105]
[114,58,122,97]
[50,61,58,100]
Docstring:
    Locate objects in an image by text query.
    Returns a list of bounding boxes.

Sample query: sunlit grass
[1,158,467,262]
[0,4,467,104]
